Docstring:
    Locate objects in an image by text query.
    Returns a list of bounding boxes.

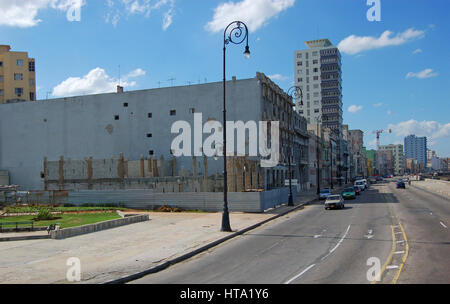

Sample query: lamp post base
[288,194,294,206]
[221,210,232,232]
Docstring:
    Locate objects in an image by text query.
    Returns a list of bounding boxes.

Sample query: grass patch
[0,213,121,229]
[3,205,128,214]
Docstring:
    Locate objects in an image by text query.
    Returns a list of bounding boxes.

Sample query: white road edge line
[440,222,447,229]
[284,264,316,284]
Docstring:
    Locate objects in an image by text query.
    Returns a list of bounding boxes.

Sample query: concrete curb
[104,197,318,284]
[51,214,149,240]
[0,234,51,242]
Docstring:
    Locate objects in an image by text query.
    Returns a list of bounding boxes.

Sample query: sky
[0,0,449,156]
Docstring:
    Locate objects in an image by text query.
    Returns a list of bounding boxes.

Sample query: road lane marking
[396,240,405,244]
[440,222,447,229]
[284,264,316,284]
[321,225,351,261]
[387,265,399,270]
[394,251,405,255]
[392,223,410,284]
[372,225,395,284]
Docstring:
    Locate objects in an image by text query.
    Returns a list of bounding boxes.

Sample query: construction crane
[373,129,392,150]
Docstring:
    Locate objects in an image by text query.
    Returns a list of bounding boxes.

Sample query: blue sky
[0,0,449,156]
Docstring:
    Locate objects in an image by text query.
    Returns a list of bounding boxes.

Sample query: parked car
[354,180,366,191]
[319,189,332,200]
[361,179,369,189]
[396,181,406,189]
[325,195,345,210]
[353,186,361,195]
[376,176,383,182]
[342,187,356,200]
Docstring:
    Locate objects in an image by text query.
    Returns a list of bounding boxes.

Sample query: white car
[319,189,332,200]
[354,180,365,191]
[325,195,345,210]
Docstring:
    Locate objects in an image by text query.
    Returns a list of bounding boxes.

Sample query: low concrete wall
[65,188,292,213]
[50,214,149,240]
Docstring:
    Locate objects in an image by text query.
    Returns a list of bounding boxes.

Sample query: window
[148,113,152,118]
[0,75,3,82]
[16,59,23,66]
[297,70,302,75]
[28,61,35,72]
[313,76,319,81]
[297,61,302,66]
[30,92,35,101]
[170,110,176,116]
[123,102,128,107]
[314,92,319,98]
[149,150,154,156]
[0,61,3,67]
[147,133,153,138]
[313,68,319,73]
[312,51,318,56]
[313,59,318,64]
[114,115,119,120]
[314,84,319,89]
[189,108,195,114]
[0,89,3,96]
[15,88,23,96]
[298,78,302,82]
[297,53,302,58]
[14,73,23,80]
[29,79,34,86]
[314,109,320,113]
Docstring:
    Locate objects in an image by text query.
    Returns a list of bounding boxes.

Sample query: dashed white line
[440,222,447,229]
[284,264,316,284]
[394,251,405,255]
[321,225,351,260]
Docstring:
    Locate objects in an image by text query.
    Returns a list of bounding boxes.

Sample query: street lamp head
[244,45,251,59]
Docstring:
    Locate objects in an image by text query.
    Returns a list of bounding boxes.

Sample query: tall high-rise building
[0,45,36,104]
[294,39,343,133]
[379,144,405,175]
[404,135,427,165]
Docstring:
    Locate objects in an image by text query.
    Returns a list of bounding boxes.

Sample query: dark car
[396,181,406,189]
[353,186,361,195]
[376,176,383,182]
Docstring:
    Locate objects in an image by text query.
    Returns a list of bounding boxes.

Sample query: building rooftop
[304,39,333,49]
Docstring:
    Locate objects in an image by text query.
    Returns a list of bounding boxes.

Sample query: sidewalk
[0,192,319,284]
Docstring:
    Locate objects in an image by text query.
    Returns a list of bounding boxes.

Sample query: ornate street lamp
[221,21,250,232]
[286,86,303,206]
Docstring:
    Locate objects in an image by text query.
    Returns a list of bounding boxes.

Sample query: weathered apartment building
[0,72,309,192]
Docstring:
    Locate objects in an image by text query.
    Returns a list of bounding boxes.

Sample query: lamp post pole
[316,115,322,197]
[221,21,250,232]
[286,86,303,207]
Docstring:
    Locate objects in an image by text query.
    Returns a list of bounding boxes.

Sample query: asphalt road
[132,181,449,284]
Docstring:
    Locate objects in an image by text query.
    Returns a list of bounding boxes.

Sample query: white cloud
[105,0,175,29]
[413,48,423,54]
[373,102,383,107]
[387,110,392,115]
[52,67,146,97]
[348,105,363,114]
[388,120,450,140]
[205,0,295,33]
[338,28,425,55]
[268,74,289,81]
[0,0,85,28]
[406,68,438,79]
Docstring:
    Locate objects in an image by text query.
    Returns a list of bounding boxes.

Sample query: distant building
[365,149,377,176]
[404,135,427,165]
[294,39,343,133]
[379,144,404,175]
[348,130,364,177]
[0,45,36,104]
[427,149,437,169]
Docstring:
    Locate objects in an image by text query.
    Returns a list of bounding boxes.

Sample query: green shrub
[36,208,53,221]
